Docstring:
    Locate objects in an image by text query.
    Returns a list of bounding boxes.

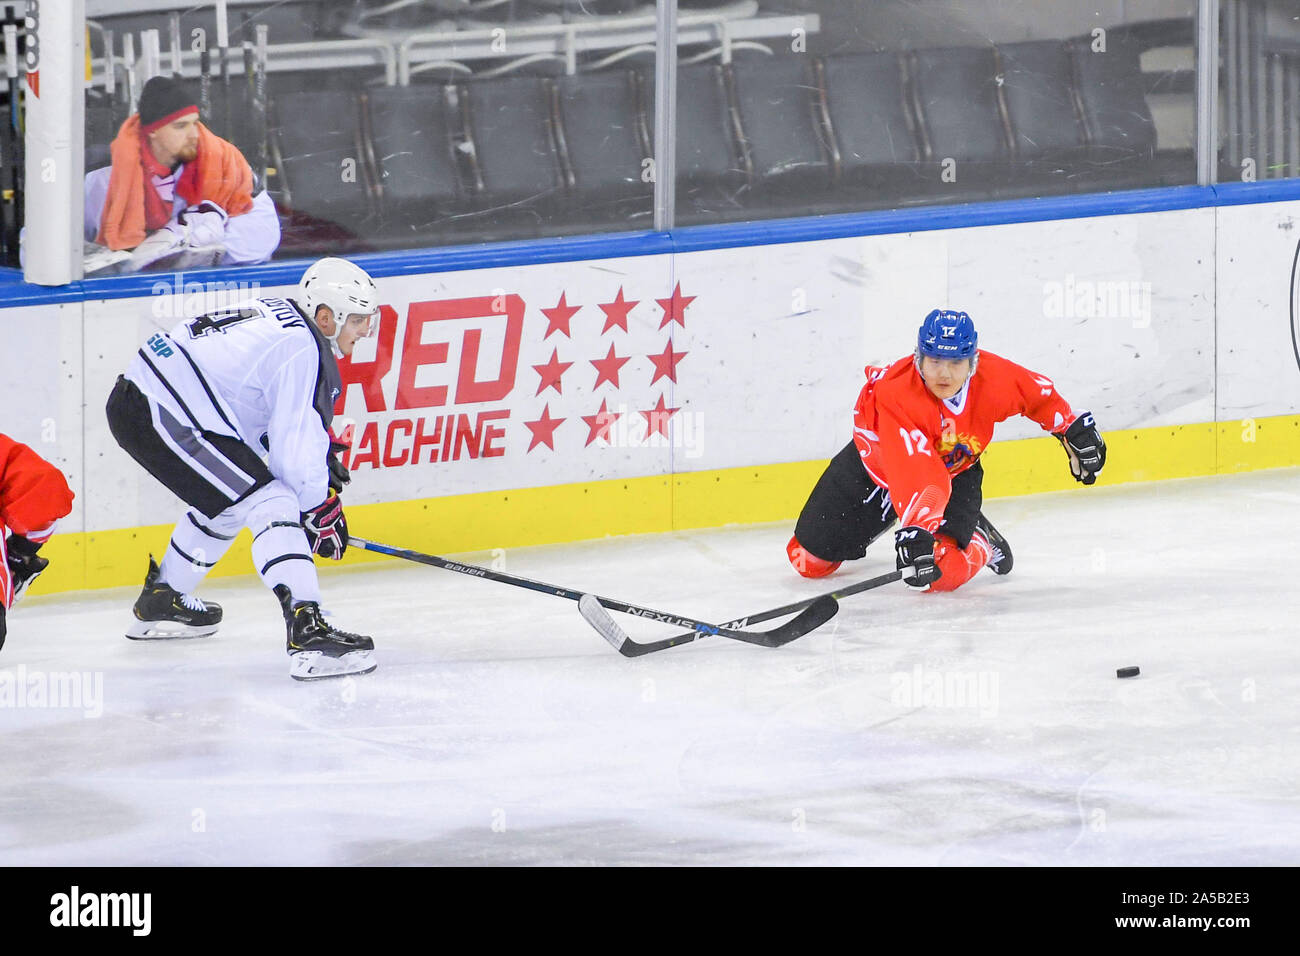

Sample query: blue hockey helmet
[917,309,978,361]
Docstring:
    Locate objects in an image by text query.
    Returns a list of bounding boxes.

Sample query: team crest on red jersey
[938,416,983,471]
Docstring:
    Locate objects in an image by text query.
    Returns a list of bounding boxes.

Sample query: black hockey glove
[6,534,49,605]
[327,439,351,496]
[1057,412,1106,485]
[895,526,942,589]
[302,495,348,561]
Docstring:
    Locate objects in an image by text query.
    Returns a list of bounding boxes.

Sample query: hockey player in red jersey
[787,309,1106,591]
[0,434,75,649]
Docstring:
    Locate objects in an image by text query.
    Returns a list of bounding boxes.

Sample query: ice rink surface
[3,468,1299,866]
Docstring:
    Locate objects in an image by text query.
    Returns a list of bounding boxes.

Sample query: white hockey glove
[175,200,229,249]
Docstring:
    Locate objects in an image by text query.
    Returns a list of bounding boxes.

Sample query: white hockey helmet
[297,257,380,357]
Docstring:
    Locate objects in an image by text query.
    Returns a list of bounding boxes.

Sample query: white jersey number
[898,428,931,457]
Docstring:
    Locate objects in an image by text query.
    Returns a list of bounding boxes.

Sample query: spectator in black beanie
[80,74,280,271]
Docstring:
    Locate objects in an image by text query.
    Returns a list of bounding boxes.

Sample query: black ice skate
[275,585,376,681]
[975,512,1013,576]
[126,557,222,639]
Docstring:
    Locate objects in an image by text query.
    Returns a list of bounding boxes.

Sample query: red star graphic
[590,343,632,390]
[581,398,624,447]
[541,292,581,339]
[655,282,695,330]
[647,338,688,385]
[523,404,565,452]
[640,394,680,439]
[597,287,639,334]
[532,348,574,396]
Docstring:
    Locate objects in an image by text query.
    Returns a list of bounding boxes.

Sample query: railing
[85,2,818,98]
[90,34,400,93]
[396,2,816,81]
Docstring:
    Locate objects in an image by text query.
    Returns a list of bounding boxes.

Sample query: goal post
[22,0,85,285]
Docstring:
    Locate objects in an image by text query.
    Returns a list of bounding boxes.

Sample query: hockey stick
[621,568,905,656]
[215,0,232,137]
[348,536,839,657]
[252,24,268,192]
[199,49,211,121]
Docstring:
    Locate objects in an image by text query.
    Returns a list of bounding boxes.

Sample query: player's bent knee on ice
[789,308,1104,589]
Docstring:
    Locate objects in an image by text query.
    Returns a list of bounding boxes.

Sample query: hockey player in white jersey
[106,257,379,680]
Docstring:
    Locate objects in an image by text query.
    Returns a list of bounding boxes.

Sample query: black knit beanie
[138,75,198,133]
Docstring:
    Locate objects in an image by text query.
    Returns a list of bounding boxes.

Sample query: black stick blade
[579,594,839,657]
[752,595,839,647]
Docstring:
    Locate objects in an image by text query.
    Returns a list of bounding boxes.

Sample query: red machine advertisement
[332,280,698,491]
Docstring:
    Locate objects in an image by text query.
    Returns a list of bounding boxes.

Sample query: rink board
[2,197,1298,594]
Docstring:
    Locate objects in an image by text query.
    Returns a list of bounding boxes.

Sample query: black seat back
[730,54,831,195]
[554,70,652,210]
[271,89,372,230]
[365,85,464,225]
[460,75,565,209]
[85,97,122,172]
[641,62,747,204]
[820,51,920,183]
[1071,32,1157,159]
[998,40,1085,160]
[909,46,1009,165]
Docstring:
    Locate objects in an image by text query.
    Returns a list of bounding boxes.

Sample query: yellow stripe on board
[28,413,1300,596]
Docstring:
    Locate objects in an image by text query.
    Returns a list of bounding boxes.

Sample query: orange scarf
[96,115,254,251]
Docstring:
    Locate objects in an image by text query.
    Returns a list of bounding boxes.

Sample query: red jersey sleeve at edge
[0,434,75,536]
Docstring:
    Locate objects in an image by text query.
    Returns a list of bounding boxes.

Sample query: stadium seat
[554,70,653,223]
[458,75,568,230]
[84,95,123,173]
[818,51,924,193]
[997,40,1086,165]
[640,62,748,220]
[907,46,1011,188]
[1069,31,1158,166]
[363,84,467,233]
[730,54,833,202]
[269,89,376,248]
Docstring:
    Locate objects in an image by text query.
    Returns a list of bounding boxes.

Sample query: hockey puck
[1116,666,1140,679]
